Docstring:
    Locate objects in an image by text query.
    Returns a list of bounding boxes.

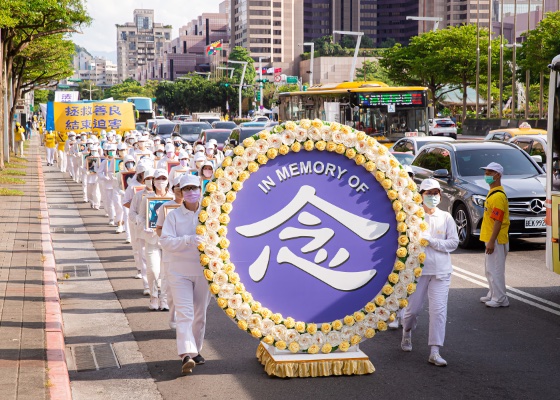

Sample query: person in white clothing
[401,178,459,367]
[169,150,190,184]
[157,144,176,170]
[65,132,77,180]
[98,143,118,225]
[113,152,134,234]
[160,174,211,375]
[87,144,102,209]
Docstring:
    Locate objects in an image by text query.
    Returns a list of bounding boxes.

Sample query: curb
[37,155,72,400]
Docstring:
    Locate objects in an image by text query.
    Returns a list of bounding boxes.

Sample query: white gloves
[185,235,204,247]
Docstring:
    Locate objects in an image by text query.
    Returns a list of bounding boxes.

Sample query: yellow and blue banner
[53,102,135,133]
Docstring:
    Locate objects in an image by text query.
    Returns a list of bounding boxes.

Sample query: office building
[72,48,119,86]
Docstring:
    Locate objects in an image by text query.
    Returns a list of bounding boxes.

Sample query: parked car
[391,151,415,166]
[135,122,146,131]
[239,121,268,128]
[411,141,546,248]
[226,127,266,147]
[197,129,232,151]
[173,114,191,121]
[151,121,176,138]
[429,118,458,139]
[390,136,456,155]
[199,117,220,125]
[509,135,547,171]
[485,127,547,141]
[212,121,238,130]
[171,122,212,143]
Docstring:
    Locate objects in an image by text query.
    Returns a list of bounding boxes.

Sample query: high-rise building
[116,9,172,82]
[72,48,119,86]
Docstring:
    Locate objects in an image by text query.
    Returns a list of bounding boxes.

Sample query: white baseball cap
[124,155,136,163]
[172,173,184,187]
[419,178,441,193]
[178,150,190,160]
[154,169,168,179]
[180,174,201,189]
[164,144,174,153]
[194,153,206,162]
[480,162,504,176]
[143,168,155,179]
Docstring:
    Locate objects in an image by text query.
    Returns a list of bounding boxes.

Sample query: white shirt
[422,208,459,276]
[160,204,201,275]
[156,199,182,263]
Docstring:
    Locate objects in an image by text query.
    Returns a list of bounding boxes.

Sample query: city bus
[278,81,432,141]
[126,97,155,124]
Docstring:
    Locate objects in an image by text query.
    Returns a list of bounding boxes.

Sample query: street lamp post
[499,0,504,119]
[84,81,98,101]
[259,56,270,110]
[405,16,443,32]
[217,67,235,79]
[228,60,248,118]
[512,0,517,118]
[525,0,531,119]
[476,0,480,118]
[487,0,493,119]
[302,42,314,86]
[332,31,364,82]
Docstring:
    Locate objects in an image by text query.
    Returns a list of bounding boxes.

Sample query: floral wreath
[196,119,427,354]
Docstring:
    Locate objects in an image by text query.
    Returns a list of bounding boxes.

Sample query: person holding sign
[157,144,177,170]
[199,161,214,194]
[160,174,210,375]
[44,130,57,166]
[56,131,68,172]
[98,143,118,226]
[116,155,136,237]
[401,179,458,367]
[169,150,191,184]
[87,143,102,210]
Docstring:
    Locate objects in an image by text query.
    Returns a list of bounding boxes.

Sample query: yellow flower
[214,168,225,179]
[203,269,214,281]
[419,221,428,231]
[407,283,417,294]
[416,208,425,218]
[221,203,233,214]
[315,140,327,151]
[396,247,408,258]
[251,301,262,312]
[205,182,217,193]
[275,341,287,350]
[414,267,423,278]
[394,260,405,271]
[225,191,237,203]
[271,313,283,324]
[399,299,408,308]
[219,249,230,261]
[332,320,343,331]
[238,320,248,331]
[217,226,228,237]
[326,141,337,152]
[223,263,235,273]
[339,341,350,352]
[267,148,278,159]
[247,161,259,173]
[311,119,323,129]
[397,222,408,233]
[365,161,376,172]
[354,311,365,322]
[197,243,205,252]
[285,121,296,130]
[242,137,256,147]
[387,190,398,200]
[364,302,376,313]
[365,328,376,338]
[304,140,314,151]
[260,308,272,319]
[263,335,274,345]
[418,252,426,263]
[396,211,407,222]
[288,342,300,353]
[389,158,399,168]
[321,323,332,334]
[251,328,262,338]
[235,283,245,293]
[200,254,210,266]
[413,193,423,204]
[257,154,268,165]
[228,272,240,284]
[198,210,208,223]
[398,235,409,246]
[377,321,388,331]
[210,283,220,295]
[279,144,289,155]
[295,321,306,333]
[350,335,361,345]
[340,125,351,135]
[284,317,295,328]
[241,292,253,303]
[196,225,207,235]
[291,142,301,152]
[378,145,387,155]
[392,199,403,211]
[366,137,376,146]
[388,273,400,284]
[343,315,355,326]
[355,154,366,165]
[408,181,417,191]
[217,298,228,308]
[259,130,270,140]
[375,295,385,306]
[321,343,333,354]
[375,171,385,182]
[306,323,318,335]
[420,238,429,247]
[399,169,409,178]
[238,171,250,182]
[221,157,232,167]
[225,308,236,318]
[219,213,230,224]
[335,144,346,154]
[381,179,392,190]
[356,131,366,141]
[345,148,356,159]
[382,285,394,296]
[201,196,211,207]
[234,146,245,156]
[307,344,319,354]
[300,119,311,129]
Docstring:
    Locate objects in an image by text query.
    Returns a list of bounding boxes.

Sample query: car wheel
[454,203,475,249]
[428,131,433,136]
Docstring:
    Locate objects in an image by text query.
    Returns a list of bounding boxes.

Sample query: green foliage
[355,60,393,84]
[379,38,396,49]
[277,84,299,93]
[228,46,256,90]
[0,176,25,184]
[34,89,50,109]
[0,188,24,196]
[75,80,104,100]
[1,169,26,176]
[518,11,560,77]
[105,79,145,100]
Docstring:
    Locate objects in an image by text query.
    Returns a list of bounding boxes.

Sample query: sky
[71,0,223,62]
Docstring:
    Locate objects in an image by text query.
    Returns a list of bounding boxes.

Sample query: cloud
[71,0,223,56]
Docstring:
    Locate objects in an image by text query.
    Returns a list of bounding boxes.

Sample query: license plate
[525,217,545,228]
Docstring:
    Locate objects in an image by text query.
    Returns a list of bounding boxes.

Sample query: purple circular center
[228,150,398,322]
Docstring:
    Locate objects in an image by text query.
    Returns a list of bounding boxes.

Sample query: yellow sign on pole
[53,103,93,133]
[53,102,135,133]
[92,102,135,133]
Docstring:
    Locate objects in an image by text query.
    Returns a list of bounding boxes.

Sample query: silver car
[411,141,546,248]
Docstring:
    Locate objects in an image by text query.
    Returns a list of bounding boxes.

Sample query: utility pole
[258,56,270,110]
[302,42,315,86]
[229,60,248,118]
[333,31,364,82]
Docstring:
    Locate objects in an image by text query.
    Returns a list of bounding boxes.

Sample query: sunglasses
[181,186,199,192]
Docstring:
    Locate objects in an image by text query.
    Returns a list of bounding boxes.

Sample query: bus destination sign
[357,91,427,108]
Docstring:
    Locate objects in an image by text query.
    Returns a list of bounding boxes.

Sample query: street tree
[355,60,393,85]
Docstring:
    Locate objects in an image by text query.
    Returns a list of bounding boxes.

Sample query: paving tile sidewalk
[0,138,48,399]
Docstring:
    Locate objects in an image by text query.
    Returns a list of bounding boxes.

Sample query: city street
[43,165,560,400]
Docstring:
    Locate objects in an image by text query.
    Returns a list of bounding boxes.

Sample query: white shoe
[388,318,400,330]
[134,273,142,279]
[480,296,491,303]
[169,321,177,330]
[115,225,124,233]
[428,353,448,366]
[125,237,131,243]
[149,296,159,310]
[401,333,412,352]
[83,199,88,203]
[485,299,509,308]
[104,213,109,217]
[160,301,169,311]
[143,288,150,296]
[109,219,115,226]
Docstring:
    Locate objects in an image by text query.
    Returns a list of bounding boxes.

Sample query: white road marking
[452,265,560,316]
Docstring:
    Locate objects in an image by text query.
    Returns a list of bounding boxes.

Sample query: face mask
[174,142,182,148]
[156,152,164,158]
[202,169,213,178]
[154,180,167,190]
[107,151,114,157]
[125,162,135,170]
[180,159,189,167]
[167,152,174,158]
[206,149,214,156]
[423,194,441,209]
[183,189,201,203]
[196,162,203,169]
[484,175,495,185]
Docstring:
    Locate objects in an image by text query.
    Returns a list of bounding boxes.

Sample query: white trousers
[484,241,509,303]
[145,241,167,301]
[167,273,211,357]
[16,141,24,157]
[67,156,75,178]
[133,231,149,290]
[103,185,115,220]
[58,150,66,172]
[46,147,55,164]
[402,274,451,347]
[112,189,123,223]
[161,261,175,320]
[87,182,100,207]
[99,180,108,214]
[123,206,131,241]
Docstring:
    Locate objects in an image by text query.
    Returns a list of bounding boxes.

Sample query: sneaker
[485,299,509,308]
[428,353,448,366]
[125,237,131,244]
[480,296,491,303]
[109,219,115,226]
[401,334,412,352]
[116,225,124,233]
[143,288,151,296]
[192,354,205,365]
[181,356,195,375]
[134,273,142,279]
[169,321,177,330]
[149,296,159,310]
[388,318,400,330]
[160,301,169,311]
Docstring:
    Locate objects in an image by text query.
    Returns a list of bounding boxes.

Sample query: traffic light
[221,82,230,88]
[256,79,269,83]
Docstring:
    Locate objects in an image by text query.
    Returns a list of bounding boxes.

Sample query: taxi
[485,122,546,141]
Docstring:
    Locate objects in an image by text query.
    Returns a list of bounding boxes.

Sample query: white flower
[385,295,400,312]
[406,214,421,228]
[298,333,313,350]
[393,283,407,299]
[400,270,414,285]
[272,324,287,341]
[228,294,243,310]
[354,322,367,337]
[267,135,282,149]
[407,227,422,243]
[308,127,322,141]
[285,329,300,344]
[248,314,263,330]
[260,318,275,335]
[332,131,344,144]
[343,134,357,148]
[386,167,400,181]
[233,156,248,172]
[216,178,232,193]
[207,203,221,219]
[395,177,410,190]
[407,242,422,257]
[210,191,226,206]
[320,127,332,142]
[341,325,353,342]
[243,147,258,161]
[218,283,235,299]
[204,245,221,258]
[404,202,420,215]
[364,312,379,327]
[282,130,296,145]
[213,271,229,286]
[375,307,390,321]
[365,149,378,162]
[356,140,368,154]
[326,331,342,347]
[236,303,252,321]
[224,166,239,182]
[254,139,269,154]
[398,188,414,204]
[206,218,220,232]
[311,332,325,346]
[376,156,390,172]
[208,258,223,272]
[206,230,220,246]
[299,119,312,129]
[406,255,420,270]
[295,128,308,142]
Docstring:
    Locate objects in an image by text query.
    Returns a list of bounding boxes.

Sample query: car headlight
[471,195,485,207]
